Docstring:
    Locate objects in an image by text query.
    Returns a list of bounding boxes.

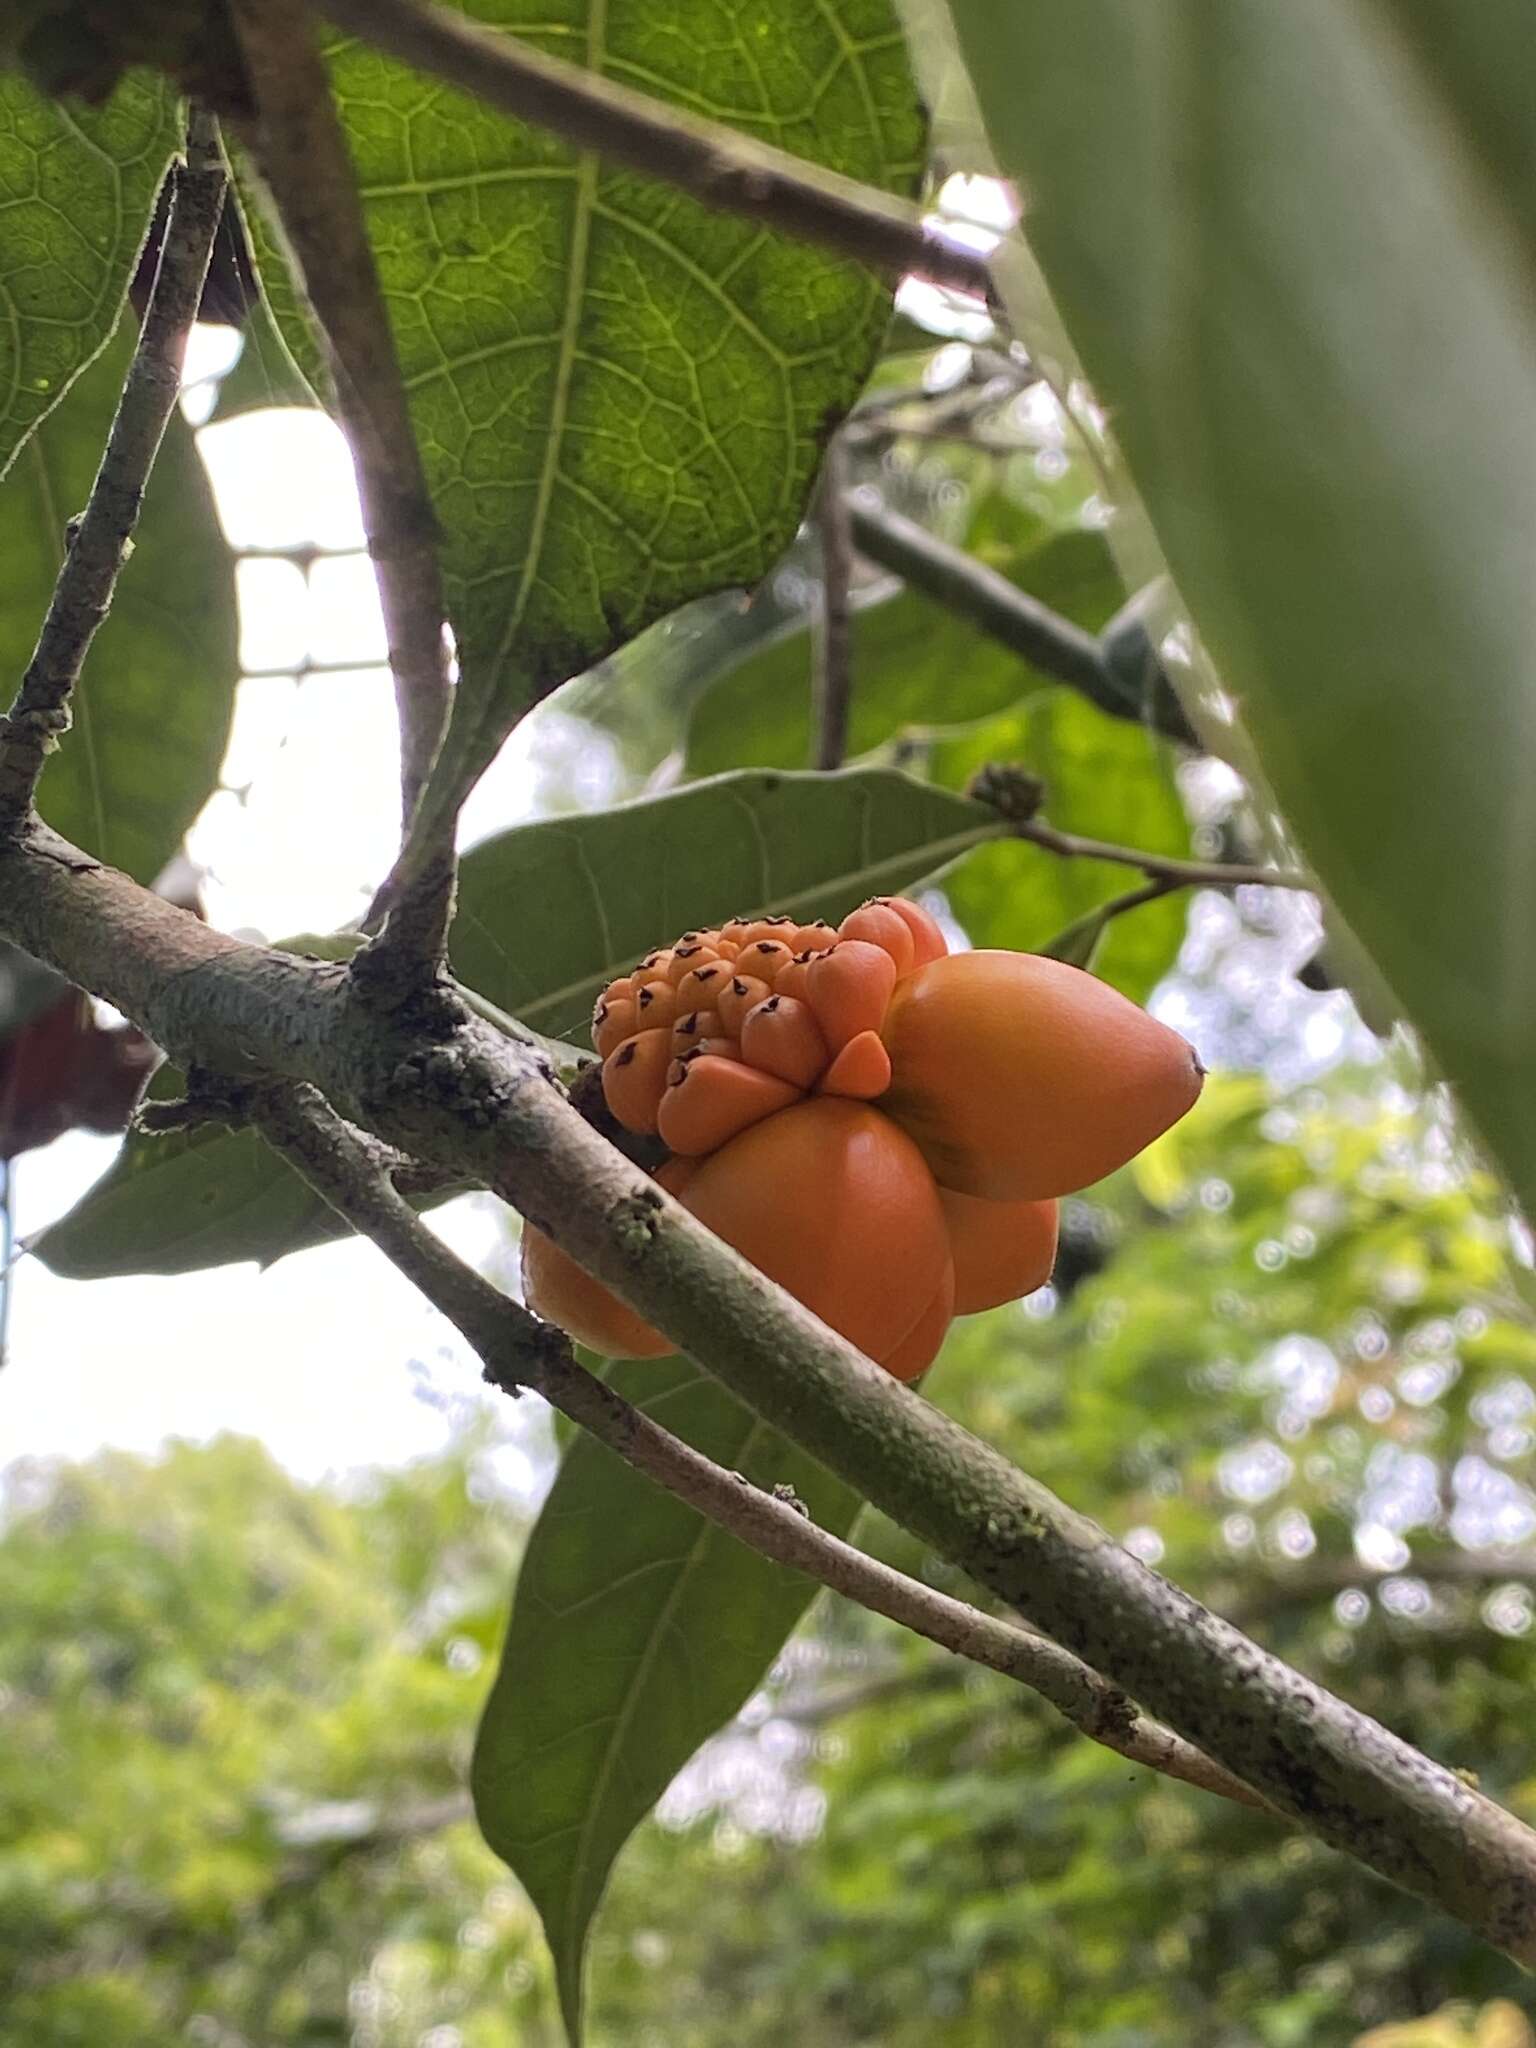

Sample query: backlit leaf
[0,69,176,477]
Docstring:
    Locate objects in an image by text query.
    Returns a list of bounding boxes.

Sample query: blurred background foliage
[6,1041,1536,2045]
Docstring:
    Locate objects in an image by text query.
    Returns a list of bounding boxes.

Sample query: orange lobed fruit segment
[520,1225,672,1359]
[676,1097,950,1372]
[663,942,719,985]
[739,994,828,1090]
[807,939,897,1052]
[838,899,916,976]
[675,961,732,1014]
[818,1028,892,1099]
[717,974,771,1033]
[601,1028,673,1135]
[874,895,947,969]
[769,955,816,1004]
[721,915,797,947]
[879,1258,956,1382]
[634,979,675,1029]
[940,1189,1059,1314]
[592,993,639,1058]
[656,1053,801,1156]
[880,950,1204,1200]
[671,1007,724,1055]
[744,937,795,982]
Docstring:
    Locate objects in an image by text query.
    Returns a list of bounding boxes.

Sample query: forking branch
[229,0,457,989]
[253,1080,1277,1818]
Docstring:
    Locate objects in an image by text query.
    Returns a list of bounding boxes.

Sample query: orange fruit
[676,1097,950,1370]
[520,1225,673,1359]
[880,950,1204,1199]
[940,1189,1059,1314]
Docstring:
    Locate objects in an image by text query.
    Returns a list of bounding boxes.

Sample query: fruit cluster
[524,897,1203,1381]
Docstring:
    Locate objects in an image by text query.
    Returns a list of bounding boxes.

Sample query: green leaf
[946,2,1536,1208]
[0,326,237,881]
[472,1355,862,2045]
[31,1062,363,1280]
[203,277,318,425]
[451,766,998,1040]
[934,688,1188,1004]
[251,4,925,850]
[1040,899,1123,972]
[685,506,1123,776]
[0,70,177,478]
[38,770,992,1277]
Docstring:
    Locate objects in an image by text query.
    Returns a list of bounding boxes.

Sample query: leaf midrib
[460,817,996,1035]
[491,0,608,698]
[554,1389,773,2033]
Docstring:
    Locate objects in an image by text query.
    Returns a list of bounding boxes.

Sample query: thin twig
[1230,1553,1536,1629]
[1041,876,1182,966]
[229,0,456,984]
[846,497,1199,746]
[1012,812,1313,893]
[312,0,994,303]
[0,109,226,828]
[811,441,854,771]
[6,825,1535,1959]
[252,1079,1275,1817]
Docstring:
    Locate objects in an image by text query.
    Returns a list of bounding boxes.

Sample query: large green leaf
[451,766,998,1039]
[37,769,995,1277]
[0,70,176,477]
[472,1354,862,2046]
[26,1061,369,1279]
[249,2,925,849]
[685,505,1123,776]
[933,686,1189,1004]
[0,327,237,880]
[946,1,1536,1209]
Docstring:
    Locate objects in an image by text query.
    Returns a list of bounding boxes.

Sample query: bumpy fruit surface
[592,897,950,1154]
[879,950,1204,1200]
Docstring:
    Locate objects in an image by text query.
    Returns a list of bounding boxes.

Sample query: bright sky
[3,335,559,1488]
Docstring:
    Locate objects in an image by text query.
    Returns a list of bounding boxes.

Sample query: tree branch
[228,0,456,986]
[1231,1552,1536,1628]
[3,822,1534,1961]
[1040,876,1183,968]
[310,0,994,303]
[846,497,1200,746]
[967,766,1314,893]
[811,441,854,772]
[1013,813,1313,893]
[251,1079,1274,1818]
[0,108,226,828]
